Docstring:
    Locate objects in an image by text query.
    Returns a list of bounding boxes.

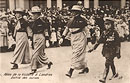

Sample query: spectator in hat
[30,6,53,74]
[10,8,30,69]
[77,1,83,9]
[0,15,9,52]
[59,5,89,78]
[88,17,121,83]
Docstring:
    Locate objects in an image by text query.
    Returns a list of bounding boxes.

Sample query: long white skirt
[31,34,49,69]
[71,31,87,70]
[12,32,30,64]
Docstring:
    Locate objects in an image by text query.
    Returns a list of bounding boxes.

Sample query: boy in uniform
[88,17,121,83]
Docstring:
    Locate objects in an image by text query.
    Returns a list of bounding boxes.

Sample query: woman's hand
[59,38,63,45]
[46,40,50,47]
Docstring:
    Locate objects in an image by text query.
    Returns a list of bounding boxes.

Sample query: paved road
[0,42,130,83]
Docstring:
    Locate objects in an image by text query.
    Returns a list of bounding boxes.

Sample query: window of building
[0,0,9,11]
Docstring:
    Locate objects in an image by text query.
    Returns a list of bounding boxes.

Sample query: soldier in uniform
[11,8,30,69]
[30,6,53,74]
[59,5,89,78]
[88,17,121,83]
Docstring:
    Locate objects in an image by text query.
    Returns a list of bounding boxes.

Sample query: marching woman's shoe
[47,62,53,69]
[11,64,18,70]
[99,78,106,83]
[30,69,37,74]
[79,67,89,74]
[65,68,74,78]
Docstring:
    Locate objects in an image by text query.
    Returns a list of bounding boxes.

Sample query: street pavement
[0,42,130,83]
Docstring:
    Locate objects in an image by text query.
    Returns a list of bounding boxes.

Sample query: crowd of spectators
[0,3,130,52]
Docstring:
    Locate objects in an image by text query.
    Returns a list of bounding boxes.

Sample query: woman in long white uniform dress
[59,5,89,78]
[30,6,53,74]
[11,8,30,69]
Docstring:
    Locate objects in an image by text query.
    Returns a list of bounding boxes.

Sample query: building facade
[0,0,129,11]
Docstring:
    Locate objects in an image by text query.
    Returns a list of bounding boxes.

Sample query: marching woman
[59,5,89,78]
[88,17,121,83]
[11,8,30,69]
[30,6,53,74]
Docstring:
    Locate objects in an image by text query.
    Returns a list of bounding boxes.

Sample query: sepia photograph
[0,0,130,83]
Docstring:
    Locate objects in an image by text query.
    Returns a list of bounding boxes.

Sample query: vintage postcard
[0,0,130,83]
